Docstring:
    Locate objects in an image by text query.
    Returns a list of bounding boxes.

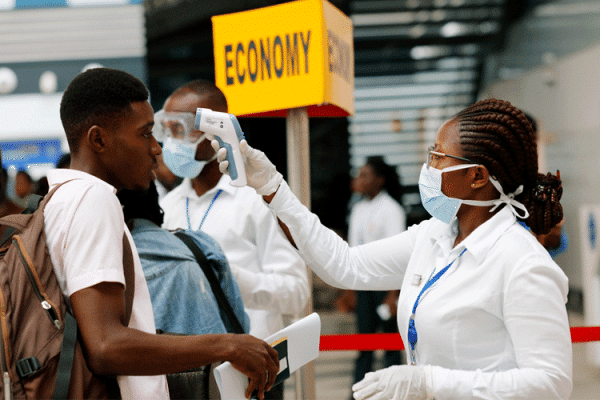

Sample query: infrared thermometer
[195,108,247,187]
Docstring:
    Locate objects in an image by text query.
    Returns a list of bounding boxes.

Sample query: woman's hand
[211,139,283,196]
[352,365,433,400]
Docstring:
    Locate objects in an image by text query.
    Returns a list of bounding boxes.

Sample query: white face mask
[418,163,529,224]
[161,137,215,178]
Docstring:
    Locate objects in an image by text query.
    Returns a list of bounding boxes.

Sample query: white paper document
[214,312,321,399]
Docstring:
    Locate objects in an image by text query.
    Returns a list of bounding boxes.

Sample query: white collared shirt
[269,180,572,400]
[160,174,309,340]
[45,169,169,400]
[348,190,406,246]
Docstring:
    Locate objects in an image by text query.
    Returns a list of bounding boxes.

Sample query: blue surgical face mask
[162,137,208,178]
[418,163,530,224]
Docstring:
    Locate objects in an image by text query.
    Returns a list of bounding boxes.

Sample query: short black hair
[16,169,32,183]
[172,79,228,111]
[60,68,149,153]
[117,180,164,227]
[56,153,71,169]
[365,156,403,206]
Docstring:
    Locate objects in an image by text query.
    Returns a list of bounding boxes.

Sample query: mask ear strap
[488,178,529,219]
[462,178,529,219]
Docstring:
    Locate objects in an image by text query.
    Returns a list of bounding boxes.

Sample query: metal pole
[285,107,316,400]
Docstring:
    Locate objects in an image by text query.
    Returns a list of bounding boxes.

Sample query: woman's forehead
[434,118,461,150]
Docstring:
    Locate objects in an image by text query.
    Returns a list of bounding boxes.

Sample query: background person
[157,80,309,400]
[14,169,34,206]
[155,83,311,341]
[212,98,572,400]
[523,113,568,259]
[118,180,250,336]
[45,67,279,399]
[155,81,310,336]
[347,156,406,384]
[0,167,23,218]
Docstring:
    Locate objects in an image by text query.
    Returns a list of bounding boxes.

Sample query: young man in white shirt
[46,68,279,400]
[158,80,309,399]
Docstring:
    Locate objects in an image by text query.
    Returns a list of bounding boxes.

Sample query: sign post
[212,1,354,397]
[285,106,314,398]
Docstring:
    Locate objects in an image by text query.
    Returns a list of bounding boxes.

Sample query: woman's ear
[470,165,490,189]
[86,125,109,153]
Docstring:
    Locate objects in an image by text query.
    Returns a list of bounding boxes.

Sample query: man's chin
[123,179,151,193]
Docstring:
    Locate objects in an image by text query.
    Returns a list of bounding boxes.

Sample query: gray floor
[283,311,600,400]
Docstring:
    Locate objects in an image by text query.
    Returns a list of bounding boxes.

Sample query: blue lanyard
[407,248,467,365]
[186,189,223,230]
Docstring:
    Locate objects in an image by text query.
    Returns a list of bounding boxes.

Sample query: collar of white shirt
[429,206,518,265]
[180,173,236,199]
[47,169,117,195]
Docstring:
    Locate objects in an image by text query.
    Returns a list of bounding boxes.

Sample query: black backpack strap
[23,194,43,215]
[52,312,78,400]
[173,231,245,334]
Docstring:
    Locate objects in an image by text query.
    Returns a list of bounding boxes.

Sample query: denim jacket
[130,218,250,335]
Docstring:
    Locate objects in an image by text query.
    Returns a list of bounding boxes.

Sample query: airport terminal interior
[2,0,600,398]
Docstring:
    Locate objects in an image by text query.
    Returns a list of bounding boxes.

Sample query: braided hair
[454,99,562,235]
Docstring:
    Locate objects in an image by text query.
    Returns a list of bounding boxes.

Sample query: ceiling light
[441,22,466,37]
[0,67,18,94]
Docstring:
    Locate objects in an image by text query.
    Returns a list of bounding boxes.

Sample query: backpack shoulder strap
[23,194,43,214]
[0,183,69,247]
[122,233,135,324]
[52,312,78,400]
[173,231,245,334]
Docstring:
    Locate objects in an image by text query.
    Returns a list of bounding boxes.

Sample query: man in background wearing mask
[156,80,310,400]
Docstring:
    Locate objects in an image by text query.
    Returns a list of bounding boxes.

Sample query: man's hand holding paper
[214,313,321,399]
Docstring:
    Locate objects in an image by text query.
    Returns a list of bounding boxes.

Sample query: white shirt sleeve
[268,180,412,290]
[229,197,310,315]
[381,199,406,239]
[46,183,126,297]
[430,254,572,400]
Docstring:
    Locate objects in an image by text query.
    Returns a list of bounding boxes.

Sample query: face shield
[152,110,205,145]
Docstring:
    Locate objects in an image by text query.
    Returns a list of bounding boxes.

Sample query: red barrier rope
[319,327,600,351]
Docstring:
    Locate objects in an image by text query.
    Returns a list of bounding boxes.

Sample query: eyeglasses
[152,110,204,144]
[427,146,473,166]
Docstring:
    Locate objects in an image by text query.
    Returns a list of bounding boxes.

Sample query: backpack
[0,183,134,399]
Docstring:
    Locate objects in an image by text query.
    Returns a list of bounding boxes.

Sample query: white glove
[211,139,283,196]
[352,365,434,400]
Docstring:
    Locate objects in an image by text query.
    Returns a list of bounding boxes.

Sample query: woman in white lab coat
[212,98,571,400]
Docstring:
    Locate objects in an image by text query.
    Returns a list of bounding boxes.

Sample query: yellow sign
[212,0,354,117]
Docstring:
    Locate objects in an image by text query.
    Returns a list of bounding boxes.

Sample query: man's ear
[470,165,490,189]
[86,125,109,153]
